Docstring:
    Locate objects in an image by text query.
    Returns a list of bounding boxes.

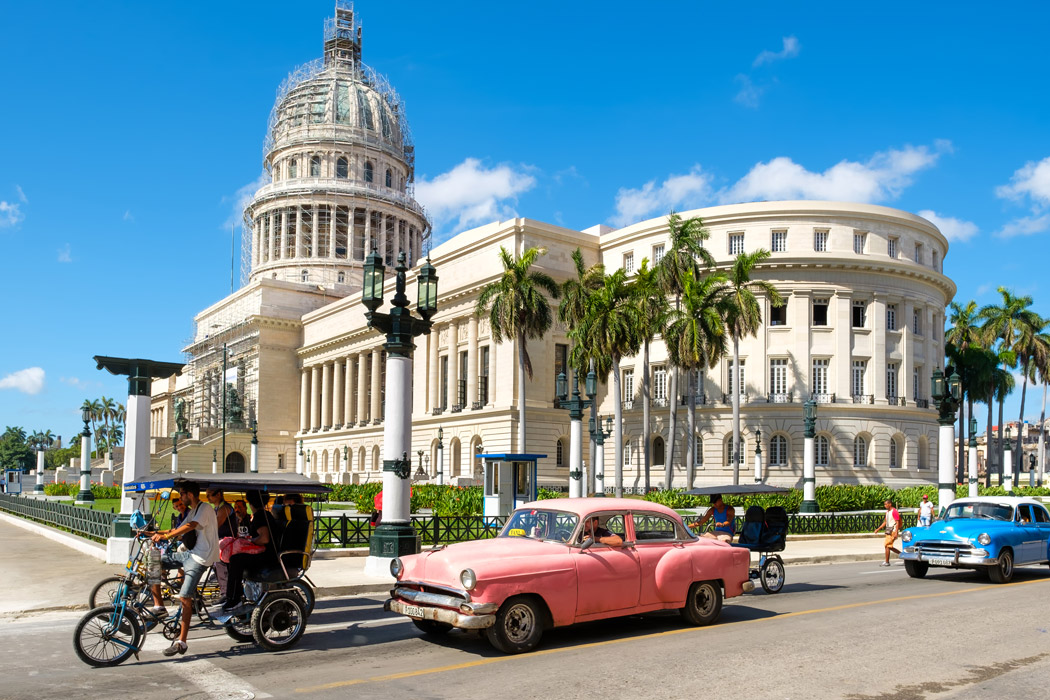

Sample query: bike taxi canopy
[124,472,332,496]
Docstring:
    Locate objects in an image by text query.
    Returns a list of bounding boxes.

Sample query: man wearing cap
[918,494,934,527]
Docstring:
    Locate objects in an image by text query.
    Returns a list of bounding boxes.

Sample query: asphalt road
[2,561,1049,700]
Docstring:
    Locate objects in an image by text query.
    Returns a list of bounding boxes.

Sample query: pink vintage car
[385,497,754,653]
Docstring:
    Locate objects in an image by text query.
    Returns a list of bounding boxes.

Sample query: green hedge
[328,483,484,516]
[43,482,122,499]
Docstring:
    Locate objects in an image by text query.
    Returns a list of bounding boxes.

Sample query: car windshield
[943,502,1014,521]
[500,509,579,544]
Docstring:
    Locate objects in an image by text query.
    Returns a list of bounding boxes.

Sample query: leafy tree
[0,427,32,472]
[475,246,560,453]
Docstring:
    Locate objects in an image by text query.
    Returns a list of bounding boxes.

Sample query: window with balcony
[479,345,490,404]
[623,251,634,274]
[814,230,829,252]
[769,359,788,396]
[887,304,897,331]
[289,158,298,178]
[554,343,567,394]
[812,359,829,395]
[770,435,788,466]
[852,300,867,328]
[771,230,787,253]
[913,366,923,401]
[816,435,830,467]
[852,360,867,398]
[813,298,829,326]
[769,301,787,326]
[653,366,667,403]
[729,233,744,255]
[728,361,746,397]
[854,232,867,254]
[440,356,449,410]
[887,363,899,400]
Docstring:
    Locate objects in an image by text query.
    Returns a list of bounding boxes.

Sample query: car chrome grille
[915,541,973,557]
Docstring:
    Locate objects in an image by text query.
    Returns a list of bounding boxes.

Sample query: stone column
[343,356,354,426]
[834,291,853,398]
[902,301,913,404]
[332,359,344,428]
[295,204,303,258]
[299,368,310,433]
[357,353,368,424]
[321,361,333,430]
[310,365,321,431]
[34,449,45,493]
[428,324,440,413]
[370,347,382,424]
[448,321,460,409]
[468,315,479,408]
[872,292,887,403]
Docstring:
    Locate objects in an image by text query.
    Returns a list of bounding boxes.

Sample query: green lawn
[71,498,122,513]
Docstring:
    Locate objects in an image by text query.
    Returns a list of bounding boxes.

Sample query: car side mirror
[580,536,594,552]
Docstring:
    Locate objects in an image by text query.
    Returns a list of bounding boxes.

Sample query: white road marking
[859,568,907,574]
[168,658,272,699]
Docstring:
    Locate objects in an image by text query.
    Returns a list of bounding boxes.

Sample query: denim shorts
[163,549,208,600]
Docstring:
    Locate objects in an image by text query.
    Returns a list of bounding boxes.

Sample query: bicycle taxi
[74,472,330,667]
[685,484,791,594]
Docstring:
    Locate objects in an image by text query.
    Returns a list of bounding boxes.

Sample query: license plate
[402,604,425,618]
[927,557,954,566]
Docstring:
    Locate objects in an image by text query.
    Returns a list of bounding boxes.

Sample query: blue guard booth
[480,453,546,519]
[3,469,23,495]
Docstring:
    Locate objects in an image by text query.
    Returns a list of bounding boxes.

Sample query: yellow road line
[296,577,1049,693]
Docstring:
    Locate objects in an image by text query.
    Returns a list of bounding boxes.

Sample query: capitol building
[149,4,955,490]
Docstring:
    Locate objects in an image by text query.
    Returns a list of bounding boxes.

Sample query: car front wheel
[904,560,928,579]
[485,596,543,654]
[680,580,723,626]
[988,549,1014,584]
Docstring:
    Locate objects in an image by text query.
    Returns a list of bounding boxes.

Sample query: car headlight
[901,530,912,543]
[977,533,991,546]
[390,557,404,580]
[460,568,477,591]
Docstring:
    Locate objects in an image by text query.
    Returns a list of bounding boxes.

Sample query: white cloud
[721,144,945,204]
[610,166,714,227]
[734,74,764,108]
[918,210,978,242]
[60,376,94,390]
[753,36,801,67]
[995,157,1050,237]
[0,367,45,395]
[223,171,270,230]
[0,201,23,228]
[123,210,134,222]
[416,158,536,235]
[16,185,27,204]
[57,243,72,263]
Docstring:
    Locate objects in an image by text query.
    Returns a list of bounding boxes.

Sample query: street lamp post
[362,249,437,574]
[436,427,444,486]
[800,400,818,513]
[212,449,218,475]
[556,368,597,498]
[250,420,259,473]
[753,427,763,484]
[1003,425,1014,494]
[1029,453,1036,488]
[171,434,179,474]
[931,366,962,511]
[34,437,49,494]
[589,414,613,497]
[968,416,978,498]
[297,440,304,474]
[75,408,94,504]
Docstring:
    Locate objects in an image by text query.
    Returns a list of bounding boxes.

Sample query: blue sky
[1,1,1049,443]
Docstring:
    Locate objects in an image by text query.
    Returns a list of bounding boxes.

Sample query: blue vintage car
[899,497,1050,583]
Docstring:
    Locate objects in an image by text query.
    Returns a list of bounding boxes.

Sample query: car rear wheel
[412,620,452,636]
[485,596,543,654]
[988,549,1014,584]
[680,580,722,626]
[904,560,929,579]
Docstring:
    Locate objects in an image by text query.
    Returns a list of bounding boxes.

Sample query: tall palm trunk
[957,384,966,484]
[612,358,623,498]
[642,339,651,493]
[986,387,995,487]
[665,296,681,489]
[997,393,1005,485]
[731,335,741,485]
[517,330,527,452]
[687,372,697,488]
[589,360,597,494]
[1015,370,1028,469]
[1038,381,1047,483]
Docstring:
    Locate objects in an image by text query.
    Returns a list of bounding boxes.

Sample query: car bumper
[900,548,996,567]
[385,585,498,630]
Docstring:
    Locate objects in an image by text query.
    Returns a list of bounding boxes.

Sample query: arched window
[300,269,308,282]
[918,436,929,469]
[853,436,868,467]
[693,435,703,467]
[653,436,665,466]
[364,161,374,183]
[889,437,900,469]
[770,435,788,466]
[385,168,392,188]
[724,436,745,467]
[288,158,298,178]
[816,435,830,467]
[309,155,321,177]
[336,157,348,179]
[372,445,381,471]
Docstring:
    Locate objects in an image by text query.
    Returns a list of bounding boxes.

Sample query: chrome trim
[393,587,467,610]
[396,580,471,602]
[386,599,496,629]
[899,550,997,567]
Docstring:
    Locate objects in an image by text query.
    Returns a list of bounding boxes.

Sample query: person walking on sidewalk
[874,499,901,566]
[918,494,934,527]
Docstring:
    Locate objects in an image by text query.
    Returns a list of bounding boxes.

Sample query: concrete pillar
[357,353,368,424]
[428,324,440,413]
[569,416,583,498]
[872,292,886,403]
[299,368,310,433]
[370,348,382,424]
[754,446,764,484]
[448,321,460,409]
[343,356,354,426]
[594,439,605,496]
[1004,444,1014,493]
[968,442,979,498]
[938,423,956,512]
[801,436,816,512]
[250,440,258,473]
[834,292,853,398]
[310,365,321,431]
[34,450,45,493]
[468,315,479,408]
[321,362,333,429]
[333,357,344,428]
[121,394,152,513]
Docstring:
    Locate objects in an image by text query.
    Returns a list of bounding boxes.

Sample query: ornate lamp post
[1029,453,1036,488]
[556,367,597,498]
[34,435,51,494]
[1003,425,1014,494]
[589,414,613,497]
[75,408,94,504]
[212,449,218,475]
[436,427,444,486]
[424,454,430,479]
[297,440,304,474]
[753,427,763,484]
[931,366,962,510]
[250,420,259,473]
[362,249,437,574]
[171,434,179,474]
[800,400,818,513]
[967,416,978,498]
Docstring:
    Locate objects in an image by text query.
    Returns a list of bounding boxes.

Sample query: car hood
[403,538,572,588]
[907,520,1002,541]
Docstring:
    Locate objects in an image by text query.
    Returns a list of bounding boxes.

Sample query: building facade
[150,4,956,490]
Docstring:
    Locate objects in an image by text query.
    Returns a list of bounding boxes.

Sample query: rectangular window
[932,250,940,271]
[623,251,634,274]
[769,359,788,395]
[852,360,867,397]
[852,300,867,328]
[771,230,787,253]
[913,308,923,336]
[814,230,829,252]
[887,362,899,399]
[479,346,490,404]
[888,237,898,259]
[812,298,829,326]
[623,369,634,401]
[440,356,449,410]
[887,304,897,331]
[352,208,366,260]
[556,440,564,467]
[914,242,923,264]
[458,351,468,407]
[334,206,349,259]
[854,232,867,254]
[729,232,744,255]
[812,359,829,395]
[299,207,313,257]
[653,367,667,402]
[277,453,284,470]
[694,434,703,467]
[728,361,746,396]
[652,244,665,264]
[769,301,787,326]
[624,439,634,467]
[913,367,922,400]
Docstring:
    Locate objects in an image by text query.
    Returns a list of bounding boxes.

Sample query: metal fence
[731,511,918,535]
[314,514,509,547]
[0,494,116,543]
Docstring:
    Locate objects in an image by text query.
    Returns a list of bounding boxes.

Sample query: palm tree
[1033,330,1050,482]
[722,250,783,484]
[979,288,1043,472]
[664,270,729,486]
[946,300,982,481]
[99,396,117,454]
[573,269,639,497]
[657,212,715,488]
[475,246,560,453]
[629,259,668,492]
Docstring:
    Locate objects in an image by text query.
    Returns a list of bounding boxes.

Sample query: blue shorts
[162,549,208,600]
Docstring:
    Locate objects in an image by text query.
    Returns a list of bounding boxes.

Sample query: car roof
[949,496,1046,507]
[518,497,680,519]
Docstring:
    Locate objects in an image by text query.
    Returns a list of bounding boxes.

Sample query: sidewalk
[0,514,888,615]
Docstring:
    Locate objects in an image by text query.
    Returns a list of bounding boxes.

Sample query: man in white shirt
[918,494,934,527]
[150,480,219,656]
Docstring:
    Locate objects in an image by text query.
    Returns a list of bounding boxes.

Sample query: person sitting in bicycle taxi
[692,494,736,543]
[222,489,279,614]
[148,480,220,656]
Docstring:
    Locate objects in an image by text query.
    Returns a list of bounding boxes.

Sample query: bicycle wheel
[251,593,306,651]
[89,576,138,609]
[225,613,255,643]
[73,605,143,667]
[288,580,315,618]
